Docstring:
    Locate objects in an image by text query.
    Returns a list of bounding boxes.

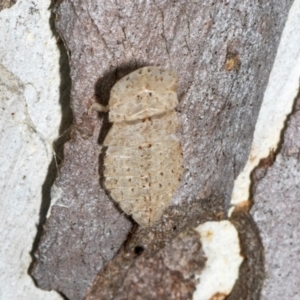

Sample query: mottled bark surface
[251,93,300,300]
[228,210,264,300]
[31,1,293,299]
[85,197,225,300]
[86,227,206,300]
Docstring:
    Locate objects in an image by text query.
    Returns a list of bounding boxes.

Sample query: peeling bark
[85,227,206,300]
[228,210,264,300]
[251,92,300,300]
[84,197,225,300]
[31,1,293,299]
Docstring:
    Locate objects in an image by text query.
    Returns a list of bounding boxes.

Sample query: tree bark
[251,92,300,300]
[31,1,293,299]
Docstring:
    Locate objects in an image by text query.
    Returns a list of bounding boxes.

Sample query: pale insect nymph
[90,66,183,227]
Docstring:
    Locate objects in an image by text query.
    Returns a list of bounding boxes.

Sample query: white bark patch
[0,1,62,299]
[193,221,243,300]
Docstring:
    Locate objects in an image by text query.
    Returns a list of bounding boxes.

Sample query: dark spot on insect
[138,70,142,74]
[139,146,142,149]
[173,226,177,231]
[134,246,144,255]
[171,169,174,173]
[148,143,152,148]
[160,172,164,176]
[128,178,131,182]
[126,76,130,81]
[142,118,146,122]
[131,188,134,192]
[127,168,130,171]
[149,92,152,96]
[159,184,162,188]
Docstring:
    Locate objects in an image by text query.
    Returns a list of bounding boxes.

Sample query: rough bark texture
[228,209,264,300]
[251,93,300,300]
[85,203,264,300]
[31,1,293,299]
[84,197,225,300]
[85,227,206,300]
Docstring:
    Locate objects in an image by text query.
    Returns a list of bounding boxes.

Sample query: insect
[90,66,183,226]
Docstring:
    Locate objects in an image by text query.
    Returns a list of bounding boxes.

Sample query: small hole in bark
[134,246,144,255]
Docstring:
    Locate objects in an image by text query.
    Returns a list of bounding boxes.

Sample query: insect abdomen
[104,113,183,227]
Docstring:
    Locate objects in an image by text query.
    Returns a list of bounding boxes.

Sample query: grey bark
[251,92,300,300]
[0,0,16,11]
[31,1,293,299]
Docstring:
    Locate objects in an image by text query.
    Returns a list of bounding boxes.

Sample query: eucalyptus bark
[31,1,293,299]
